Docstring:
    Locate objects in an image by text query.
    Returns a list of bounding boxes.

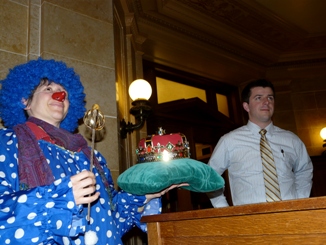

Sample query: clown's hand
[145,183,189,203]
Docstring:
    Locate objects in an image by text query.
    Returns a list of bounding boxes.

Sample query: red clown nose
[52,91,66,102]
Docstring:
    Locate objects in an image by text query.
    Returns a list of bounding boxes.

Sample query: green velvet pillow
[117,158,224,195]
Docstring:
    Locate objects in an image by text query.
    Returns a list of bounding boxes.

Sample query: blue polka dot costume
[0,59,161,244]
[0,129,161,244]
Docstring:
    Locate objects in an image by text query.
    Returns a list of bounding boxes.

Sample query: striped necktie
[259,129,282,202]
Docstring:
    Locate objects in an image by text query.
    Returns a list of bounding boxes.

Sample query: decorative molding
[268,58,326,70]
[127,0,326,67]
[177,0,301,51]
[129,0,275,66]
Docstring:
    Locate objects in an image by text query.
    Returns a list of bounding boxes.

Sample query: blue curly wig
[0,58,86,132]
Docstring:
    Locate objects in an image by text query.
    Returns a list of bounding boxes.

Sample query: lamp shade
[128,79,152,101]
[320,127,326,140]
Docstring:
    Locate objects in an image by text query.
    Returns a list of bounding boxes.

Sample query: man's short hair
[241,79,275,103]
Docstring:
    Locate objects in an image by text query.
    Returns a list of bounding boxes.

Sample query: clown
[0,58,179,245]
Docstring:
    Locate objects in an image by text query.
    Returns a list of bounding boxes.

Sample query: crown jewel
[136,127,190,163]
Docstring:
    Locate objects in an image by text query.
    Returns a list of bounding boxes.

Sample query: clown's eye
[45,87,53,92]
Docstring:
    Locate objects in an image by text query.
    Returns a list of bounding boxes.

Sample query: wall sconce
[120,79,152,139]
[320,127,326,148]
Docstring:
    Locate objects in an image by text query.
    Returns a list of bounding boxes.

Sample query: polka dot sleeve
[112,191,162,234]
[94,151,162,234]
[0,129,81,244]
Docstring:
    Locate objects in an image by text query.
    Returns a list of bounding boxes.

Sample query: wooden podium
[141,196,326,244]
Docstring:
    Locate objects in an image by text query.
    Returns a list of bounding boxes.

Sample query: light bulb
[128,79,152,101]
[320,127,326,140]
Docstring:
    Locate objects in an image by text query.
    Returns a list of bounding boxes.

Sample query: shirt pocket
[276,149,295,179]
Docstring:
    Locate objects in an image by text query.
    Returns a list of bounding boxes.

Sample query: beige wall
[266,64,326,156]
[0,0,121,182]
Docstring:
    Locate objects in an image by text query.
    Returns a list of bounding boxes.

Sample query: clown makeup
[23,78,70,127]
[0,59,85,132]
[26,78,68,105]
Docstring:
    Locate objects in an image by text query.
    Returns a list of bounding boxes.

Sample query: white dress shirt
[208,121,313,207]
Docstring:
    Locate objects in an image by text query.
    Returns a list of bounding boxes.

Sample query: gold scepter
[83,104,105,222]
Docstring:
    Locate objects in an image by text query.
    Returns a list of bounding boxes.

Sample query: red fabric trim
[26,121,56,144]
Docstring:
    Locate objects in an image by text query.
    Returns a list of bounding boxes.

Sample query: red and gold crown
[136,127,190,163]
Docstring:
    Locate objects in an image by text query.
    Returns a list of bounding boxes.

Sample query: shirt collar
[247,120,274,136]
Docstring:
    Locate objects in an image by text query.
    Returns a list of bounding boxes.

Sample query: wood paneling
[142,196,326,245]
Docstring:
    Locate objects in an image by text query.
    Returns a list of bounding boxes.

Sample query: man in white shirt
[208,79,313,207]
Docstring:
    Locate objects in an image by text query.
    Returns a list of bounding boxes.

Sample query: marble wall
[0,0,121,182]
